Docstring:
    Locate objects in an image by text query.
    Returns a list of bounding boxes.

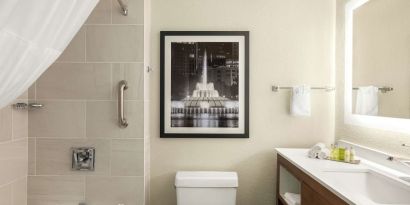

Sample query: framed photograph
[160,31,249,138]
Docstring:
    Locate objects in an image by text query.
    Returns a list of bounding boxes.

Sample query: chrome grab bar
[118,80,128,128]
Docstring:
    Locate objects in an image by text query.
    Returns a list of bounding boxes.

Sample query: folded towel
[284,192,301,205]
[308,149,319,159]
[308,143,327,159]
[318,148,330,160]
[355,86,378,115]
[290,85,311,116]
[311,143,326,151]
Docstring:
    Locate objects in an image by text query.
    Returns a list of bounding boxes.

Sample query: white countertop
[276,148,410,205]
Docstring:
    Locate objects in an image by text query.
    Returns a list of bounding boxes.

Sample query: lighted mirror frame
[344,0,410,133]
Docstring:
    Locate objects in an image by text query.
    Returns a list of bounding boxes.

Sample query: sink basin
[322,169,410,205]
[399,176,410,183]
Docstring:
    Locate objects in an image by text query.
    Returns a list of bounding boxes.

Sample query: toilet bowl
[175,171,238,205]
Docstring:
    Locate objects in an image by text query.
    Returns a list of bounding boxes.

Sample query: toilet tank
[175,171,238,205]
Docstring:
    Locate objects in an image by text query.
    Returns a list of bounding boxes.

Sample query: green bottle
[333,145,339,160]
[339,147,346,161]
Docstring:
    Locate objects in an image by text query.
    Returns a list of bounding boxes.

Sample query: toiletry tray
[326,158,361,164]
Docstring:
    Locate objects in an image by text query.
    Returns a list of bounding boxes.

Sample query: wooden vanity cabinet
[276,154,348,205]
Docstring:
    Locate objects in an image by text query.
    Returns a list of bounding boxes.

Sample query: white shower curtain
[0,0,98,108]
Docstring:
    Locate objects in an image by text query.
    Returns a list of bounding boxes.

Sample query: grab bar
[118,80,128,128]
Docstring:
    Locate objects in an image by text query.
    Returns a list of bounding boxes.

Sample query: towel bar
[352,86,393,93]
[272,85,335,92]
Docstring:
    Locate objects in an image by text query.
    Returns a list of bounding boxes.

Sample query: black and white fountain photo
[160,31,249,138]
[171,42,239,128]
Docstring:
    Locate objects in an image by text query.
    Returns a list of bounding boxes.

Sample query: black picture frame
[160,31,249,138]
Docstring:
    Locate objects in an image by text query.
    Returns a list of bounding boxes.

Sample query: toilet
[175,171,238,205]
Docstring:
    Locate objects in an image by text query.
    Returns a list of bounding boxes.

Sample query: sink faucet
[386,144,410,168]
[387,156,410,168]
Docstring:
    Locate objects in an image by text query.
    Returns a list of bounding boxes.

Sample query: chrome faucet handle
[387,155,410,169]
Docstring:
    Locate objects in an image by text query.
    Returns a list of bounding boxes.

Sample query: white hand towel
[318,148,330,160]
[291,85,311,116]
[310,143,326,151]
[307,149,318,159]
[355,86,379,115]
[284,192,301,205]
[308,143,327,159]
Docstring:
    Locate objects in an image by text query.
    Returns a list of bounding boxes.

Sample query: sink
[399,176,410,183]
[322,169,410,205]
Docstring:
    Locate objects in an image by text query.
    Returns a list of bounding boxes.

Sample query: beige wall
[335,0,410,157]
[149,0,336,204]
[26,0,146,204]
[352,0,410,118]
[0,94,28,205]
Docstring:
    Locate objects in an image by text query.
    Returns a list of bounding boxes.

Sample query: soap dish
[326,158,361,164]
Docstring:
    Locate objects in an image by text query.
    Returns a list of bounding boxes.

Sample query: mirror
[345,0,410,133]
[352,0,410,118]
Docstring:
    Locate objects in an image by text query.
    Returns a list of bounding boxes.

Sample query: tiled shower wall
[0,95,28,205]
[27,0,145,204]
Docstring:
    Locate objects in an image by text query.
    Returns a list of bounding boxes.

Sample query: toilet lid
[175,171,238,188]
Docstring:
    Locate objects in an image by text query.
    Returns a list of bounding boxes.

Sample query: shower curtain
[0,0,98,108]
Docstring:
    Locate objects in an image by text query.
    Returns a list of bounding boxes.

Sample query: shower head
[117,0,128,16]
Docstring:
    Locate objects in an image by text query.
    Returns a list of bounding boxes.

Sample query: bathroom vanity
[276,148,410,205]
[276,149,348,205]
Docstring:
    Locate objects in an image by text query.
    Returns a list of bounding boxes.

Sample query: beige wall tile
[86,0,112,24]
[85,176,144,205]
[28,138,36,175]
[26,1,145,205]
[0,139,27,160]
[36,139,110,175]
[13,108,28,140]
[0,105,12,142]
[112,0,144,24]
[86,25,143,62]
[86,101,143,138]
[0,185,12,205]
[17,91,28,100]
[28,101,86,138]
[121,101,144,138]
[0,140,27,185]
[86,101,118,138]
[57,27,86,62]
[0,158,27,185]
[28,84,36,100]
[28,199,82,205]
[111,139,144,176]
[112,63,144,100]
[28,176,84,205]
[36,63,112,100]
[12,177,27,205]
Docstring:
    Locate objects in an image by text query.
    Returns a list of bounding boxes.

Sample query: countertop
[275,148,410,205]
